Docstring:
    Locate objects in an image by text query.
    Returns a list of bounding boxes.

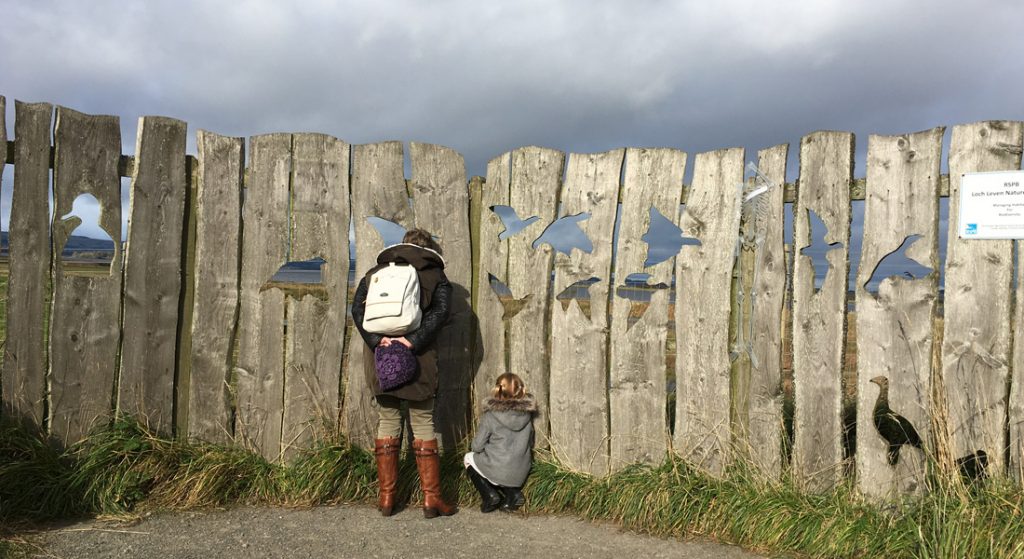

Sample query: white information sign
[958,170,1024,239]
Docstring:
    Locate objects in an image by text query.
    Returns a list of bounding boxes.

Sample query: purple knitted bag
[374,343,418,391]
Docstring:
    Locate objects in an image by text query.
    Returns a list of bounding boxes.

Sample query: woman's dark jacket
[351,243,451,402]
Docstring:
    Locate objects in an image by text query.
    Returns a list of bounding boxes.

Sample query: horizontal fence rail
[1,94,1023,499]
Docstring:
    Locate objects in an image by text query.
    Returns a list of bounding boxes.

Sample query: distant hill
[0,231,116,253]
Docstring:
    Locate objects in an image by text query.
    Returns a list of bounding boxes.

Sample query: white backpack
[362,262,422,335]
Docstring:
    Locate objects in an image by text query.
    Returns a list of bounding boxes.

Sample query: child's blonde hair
[491,372,527,400]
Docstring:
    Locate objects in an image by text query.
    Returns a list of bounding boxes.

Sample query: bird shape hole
[58,193,115,276]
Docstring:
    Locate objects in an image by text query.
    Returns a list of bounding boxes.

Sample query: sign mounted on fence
[958,170,1024,239]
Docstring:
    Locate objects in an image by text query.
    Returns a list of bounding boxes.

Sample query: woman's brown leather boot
[412,439,457,518]
[374,437,400,516]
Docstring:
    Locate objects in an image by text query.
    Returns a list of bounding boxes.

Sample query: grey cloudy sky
[1,0,1023,239]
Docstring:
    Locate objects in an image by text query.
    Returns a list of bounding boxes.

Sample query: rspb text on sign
[958,170,1024,240]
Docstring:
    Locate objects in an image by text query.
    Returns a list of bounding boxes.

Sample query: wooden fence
[1,96,1023,500]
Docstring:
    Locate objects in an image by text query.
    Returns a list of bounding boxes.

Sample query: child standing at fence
[464,373,537,512]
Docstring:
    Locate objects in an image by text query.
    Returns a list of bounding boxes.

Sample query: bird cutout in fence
[863,234,933,295]
[261,257,329,299]
[616,273,669,329]
[869,376,923,466]
[365,216,442,248]
[490,205,542,241]
[532,212,593,256]
[641,206,702,268]
[57,193,116,267]
[955,450,988,484]
[799,209,843,294]
[555,277,601,319]
[488,273,533,320]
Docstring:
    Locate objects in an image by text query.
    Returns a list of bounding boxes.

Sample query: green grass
[2,418,1024,559]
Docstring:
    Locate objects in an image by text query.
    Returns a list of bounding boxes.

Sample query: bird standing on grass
[869,376,923,466]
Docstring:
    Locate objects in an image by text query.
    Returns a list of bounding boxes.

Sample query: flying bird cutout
[616,272,669,329]
[533,212,593,255]
[555,276,601,319]
[863,234,933,295]
[642,206,702,268]
[490,205,542,241]
[799,209,843,294]
[366,216,441,248]
[488,273,533,320]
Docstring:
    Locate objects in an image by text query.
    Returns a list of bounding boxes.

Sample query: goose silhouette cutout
[863,234,933,295]
[58,193,116,262]
[533,212,593,255]
[799,209,843,294]
[490,205,541,241]
[642,206,702,268]
[366,216,441,248]
[261,257,329,299]
[488,273,532,320]
[616,272,669,329]
[555,277,600,319]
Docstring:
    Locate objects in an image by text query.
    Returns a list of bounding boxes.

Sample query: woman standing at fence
[350,228,456,518]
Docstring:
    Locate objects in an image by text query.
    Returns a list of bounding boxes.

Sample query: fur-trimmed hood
[481,394,537,432]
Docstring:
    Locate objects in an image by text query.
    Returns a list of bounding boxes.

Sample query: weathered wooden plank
[187,131,243,444]
[1013,238,1024,482]
[409,142,472,449]
[282,133,349,459]
[673,148,744,476]
[791,131,854,492]
[506,146,565,444]
[609,148,686,470]
[732,144,788,477]
[2,101,52,430]
[855,128,942,498]
[48,107,123,446]
[474,154,512,415]
[118,116,188,434]
[941,121,1023,478]
[342,141,410,449]
[235,133,290,461]
[548,149,622,476]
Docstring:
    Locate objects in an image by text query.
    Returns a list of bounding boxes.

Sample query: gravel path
[27,504,766,559]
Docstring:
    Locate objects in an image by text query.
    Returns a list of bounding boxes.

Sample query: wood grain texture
[341,142,409,449]
[506,146,565,444]
[118,117,188,435]
[548,149,623,476]
[855,128,942,498]
[608,148,686,470]
[791,131,853,492]
[282,133,349,460]
[474,153,512,416]
[409,142,472,449]
[734,144,788,477]
[235,133,290,461]
[2,101,52,429]
[187,131,243,445]
[941,121,1023,478]
[1013,237,1024,482]
[48,107,123,446]
[673,148,744,476]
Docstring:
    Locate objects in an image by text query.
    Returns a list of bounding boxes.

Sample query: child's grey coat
[470,395,537,487]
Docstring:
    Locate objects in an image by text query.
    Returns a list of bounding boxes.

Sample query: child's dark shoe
[466,467,503,513]
[500,487,525,512]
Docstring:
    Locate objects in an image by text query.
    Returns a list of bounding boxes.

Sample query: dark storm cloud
[2,0,1023,237]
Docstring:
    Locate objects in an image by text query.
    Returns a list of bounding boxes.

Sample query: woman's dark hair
[403,228,442,255]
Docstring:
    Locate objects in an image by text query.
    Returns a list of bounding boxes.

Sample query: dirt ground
[20,504,766,559]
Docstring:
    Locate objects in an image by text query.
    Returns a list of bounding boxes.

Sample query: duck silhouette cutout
[955,450,988,484]
[59,193,115,244]
[799,209,843,294]
[869,375,923,466]
[488,273,532,320]
[616,272,669,329]
[863,234,933,295]
[642,206,702,268]
[490,205,541,241]
[555,277,600,319]
[365,216,442,248]
[533,212,593,255]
